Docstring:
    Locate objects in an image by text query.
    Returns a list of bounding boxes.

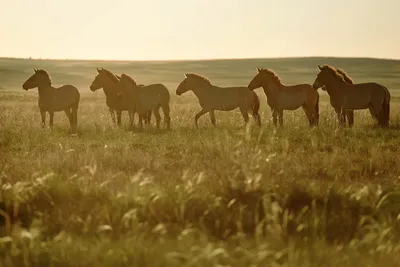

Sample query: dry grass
[1,57,400,266]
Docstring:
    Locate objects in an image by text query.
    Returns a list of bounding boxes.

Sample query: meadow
[1,57,400,266]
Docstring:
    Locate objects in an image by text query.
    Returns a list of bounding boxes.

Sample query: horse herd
[21,64,391,135]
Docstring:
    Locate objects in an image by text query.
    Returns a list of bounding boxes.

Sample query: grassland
[1,57,400,266]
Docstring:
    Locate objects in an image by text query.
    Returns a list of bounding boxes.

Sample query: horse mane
[35,69,52,84]
[100,68,119,82]
[120,74,137,86]
[185,73,212,86]
[319,64,348,83]
[335,68,354,84]
[258,68,282,84]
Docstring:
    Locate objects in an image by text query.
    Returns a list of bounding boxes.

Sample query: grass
[1,57,400,266]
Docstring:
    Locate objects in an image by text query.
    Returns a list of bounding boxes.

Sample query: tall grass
[1,90,400,266]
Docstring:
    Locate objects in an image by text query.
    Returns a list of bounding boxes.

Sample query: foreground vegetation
[1,88,400,266]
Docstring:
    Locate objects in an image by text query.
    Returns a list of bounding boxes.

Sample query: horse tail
[313,93,320,126]
[252,91,261,126]
[71,88,80,134]
[381,87,390,127]
[161,87,171,129]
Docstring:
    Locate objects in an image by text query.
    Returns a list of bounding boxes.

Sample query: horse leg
[137,114,142,127]
[40,110,46,128]
[250,93,261,126]
[49,111,54,129]
[278,110,284,127]
[116,111,122,127]
[368,104,378,122]
[64,109,73,126]
[153,107,162,129]
[335,107,344,126]
[146,111,152,125]
[138,113,144,128]
[272,109,278,127]
[371,102,385,127]
[339,109,347,127]
[71,106,78,135]
[128,110,134,128]
[304,106,316,128]
[109,108,116,124]
[194,109,208,127]
[161,103,171,129]
[347,110,354,127]
[209,110,217,126]
[239,107,250,126]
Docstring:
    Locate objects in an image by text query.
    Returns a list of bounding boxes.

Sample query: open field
[1,57,400,266]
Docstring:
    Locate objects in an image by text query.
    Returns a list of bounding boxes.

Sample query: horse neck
[261,85,272,97]
[191,83,211,99]
[37,84,55,98]
[324,76,348,90]
[102,81,118,98]
[263,81,282,97]
[324,85,337,96]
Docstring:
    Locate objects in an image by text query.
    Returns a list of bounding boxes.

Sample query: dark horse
[247,68,319,127]
[89,68,151,127]
[22,69,80,135]
[323,67,355,126]
[176,73,261,127]
[313,65,390,127]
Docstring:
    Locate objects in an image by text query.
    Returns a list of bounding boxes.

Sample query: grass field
[1,57,400,266]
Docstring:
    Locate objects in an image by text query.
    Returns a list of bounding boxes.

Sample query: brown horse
[89,68,151,127]
[22,69,80,135]
[247,68,319,127]
[176,73,261,127]
[312,65,390,127]
[324,67,355,126]
[116,74,171,129]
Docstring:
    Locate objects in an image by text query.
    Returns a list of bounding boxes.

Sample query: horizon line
[1,55,400,63]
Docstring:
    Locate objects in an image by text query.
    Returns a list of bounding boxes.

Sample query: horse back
[280,83,314,93]
[46,85,80,111]
[137,83,170,106]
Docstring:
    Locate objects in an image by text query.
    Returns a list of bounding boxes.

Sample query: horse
[176,73,261,127]
[116,74,171,129]
[22,68,80,135]
[324,67,355,126]
[89,68,151,127]
[247,68,319,127]
[312,64,390,127]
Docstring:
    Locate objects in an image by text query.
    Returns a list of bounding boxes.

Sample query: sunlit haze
[1,0,399,60]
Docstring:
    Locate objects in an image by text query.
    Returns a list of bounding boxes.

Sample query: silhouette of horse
[313,65,390,127]
[89,68,151,127]
[323,67,355,126]
[116,74,171,129]
[22,69,80,135]
[248,68,319,127]
[176,73,261,127]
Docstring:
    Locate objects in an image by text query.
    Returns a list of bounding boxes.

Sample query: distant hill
[1,57,400,92]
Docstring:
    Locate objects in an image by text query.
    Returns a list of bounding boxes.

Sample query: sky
[1,0,399,61]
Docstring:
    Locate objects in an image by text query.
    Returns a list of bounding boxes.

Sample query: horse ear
[116,75,121,79]
[256,67,261,73]
[318,65,322,70]
[96,68,101,73]
[184,73,187,77]
[33,68,37,73]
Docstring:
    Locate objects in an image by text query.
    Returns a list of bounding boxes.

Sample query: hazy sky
[1,0,399,60]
